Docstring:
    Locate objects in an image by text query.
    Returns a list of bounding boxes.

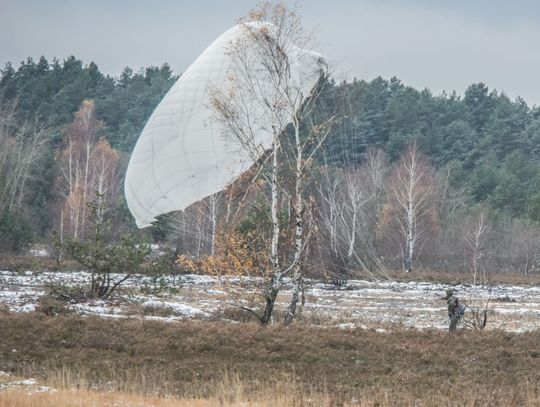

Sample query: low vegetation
[0,312,539,405]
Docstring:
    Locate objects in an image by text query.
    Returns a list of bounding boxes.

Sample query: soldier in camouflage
[445,288,464,333]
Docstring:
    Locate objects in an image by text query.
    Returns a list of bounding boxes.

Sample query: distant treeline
[0,56,177,150]
[0,56,538,262]
[319,77,540,220]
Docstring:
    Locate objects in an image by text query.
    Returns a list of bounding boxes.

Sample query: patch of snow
[11,379,37,386]
[141,299,210,318]
[32,386,57,393]
[1,269,539,332]
[29,248,49,257]
[206,289,225,295]
[336,323,356,329]
[144,315,178,323]
[19,303,36,312]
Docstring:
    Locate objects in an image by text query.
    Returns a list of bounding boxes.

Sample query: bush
[0,211,33,253]
[36,295,72,316]
[54,194,151,300]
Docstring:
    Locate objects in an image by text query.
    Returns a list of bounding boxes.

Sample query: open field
[1,269,539,405]
[1,270,540,332]
[0,313,540,406]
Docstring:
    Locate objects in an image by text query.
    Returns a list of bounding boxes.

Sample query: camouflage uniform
[446,289,462,332]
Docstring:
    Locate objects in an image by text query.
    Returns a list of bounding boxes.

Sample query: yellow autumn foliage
[177,229,268,277]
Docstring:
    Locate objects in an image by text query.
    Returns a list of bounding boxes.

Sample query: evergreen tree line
[0,56,538,275]
[0,56,176,251]
[319,77,540,221]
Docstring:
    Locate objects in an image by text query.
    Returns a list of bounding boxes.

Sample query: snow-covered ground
[0,370,56,394]
[0,270,539,332]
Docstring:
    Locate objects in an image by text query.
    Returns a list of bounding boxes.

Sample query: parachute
[125,22,324,228]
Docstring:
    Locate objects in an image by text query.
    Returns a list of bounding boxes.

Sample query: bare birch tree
[0,101,47,215]
[501,218,539,275]
[56,100,121,247]
[513,221,540,275]
[210,3,333,324]
[202,192,223,256]
[431,166,468,271]
[57,100,103,239]
[466,209,489,286]
[317,169,344,265]
[381,141,436,273]
[90,137,121,239]
[317,148,388,278]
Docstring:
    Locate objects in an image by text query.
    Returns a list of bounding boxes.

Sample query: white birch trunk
[285,119,304,324]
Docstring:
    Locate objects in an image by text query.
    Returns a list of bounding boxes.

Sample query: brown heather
[0,312,539,406]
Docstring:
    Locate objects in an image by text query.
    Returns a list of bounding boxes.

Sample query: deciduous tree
[380,141,437,272]
[210,3,333,324]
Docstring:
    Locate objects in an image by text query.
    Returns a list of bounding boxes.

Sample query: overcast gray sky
[1,0,540,105]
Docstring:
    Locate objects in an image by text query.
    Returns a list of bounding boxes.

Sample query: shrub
[0,211,33,253]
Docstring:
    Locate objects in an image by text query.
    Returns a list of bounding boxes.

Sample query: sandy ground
[1,270,539,332]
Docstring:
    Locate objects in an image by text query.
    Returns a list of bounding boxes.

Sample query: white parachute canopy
[125,22,325,228]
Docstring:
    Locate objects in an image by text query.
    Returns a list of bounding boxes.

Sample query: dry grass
[0,312,539,406]
[0,255,78,273]
[4,253,540,287]
[378,268,540,286]
[1,375,539,406]
[1,369,539,407]
[0,388,236,407]
[0,372,316,407]
[1,390,182,407]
